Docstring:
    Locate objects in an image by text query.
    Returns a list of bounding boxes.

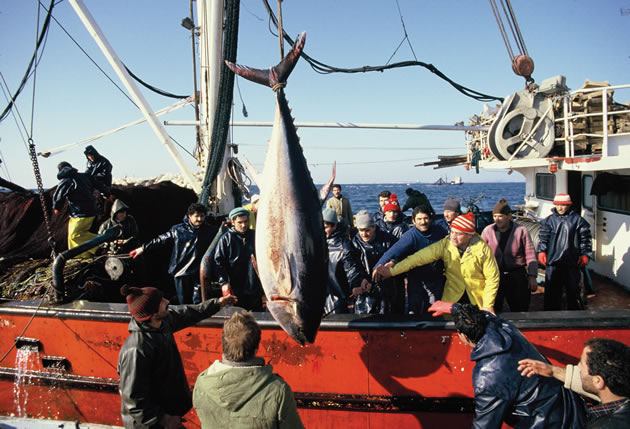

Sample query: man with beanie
[381,194,409,240]
[373,211,500,314]
[214,207,263,311]
[193,311,304,428]
[537,193,592,310]
[351,210,396,313]
[323,207,369,314]
[402,187,435,217]
[481,198,538,312]
[129,203,217,305]
[52,161,109,258]
[435,198,461,234]
[118,285,237,429]
[325,184,354,230]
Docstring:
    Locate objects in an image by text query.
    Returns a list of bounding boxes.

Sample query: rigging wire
[261,0,503,103]
[0,72,32,153]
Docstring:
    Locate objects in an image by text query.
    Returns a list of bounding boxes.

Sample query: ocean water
[248,182,526,215]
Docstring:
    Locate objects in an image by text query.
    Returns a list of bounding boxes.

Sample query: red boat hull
[1,300,629,428]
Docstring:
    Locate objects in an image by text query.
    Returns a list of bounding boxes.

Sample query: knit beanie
[355,210,374,228]
[229,207,249,220]
[553,193,572,205]
[121,285,164,322]
[322,208,339,224]
[493,198,511,215]
[443,199,461,213]
[383,194,402,213]
[451,212,476,234]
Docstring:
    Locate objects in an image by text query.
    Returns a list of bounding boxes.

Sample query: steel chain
[27,138,56,257]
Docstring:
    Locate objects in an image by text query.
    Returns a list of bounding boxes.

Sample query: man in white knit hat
[537,193,592,311]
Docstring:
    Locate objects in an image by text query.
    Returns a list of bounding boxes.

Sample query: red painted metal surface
[1,303,629,428]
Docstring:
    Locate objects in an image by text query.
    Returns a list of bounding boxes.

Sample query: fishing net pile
[1,181,198,301]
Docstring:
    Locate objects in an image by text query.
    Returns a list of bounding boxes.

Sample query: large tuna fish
[225,33,328,345]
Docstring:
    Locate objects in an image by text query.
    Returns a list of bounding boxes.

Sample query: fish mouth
[270,295,294,305]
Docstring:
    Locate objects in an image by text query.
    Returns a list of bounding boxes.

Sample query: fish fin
[242,155,262,189]
[319,161,336,204]
[225,33,306,89]
[274,251,294,299]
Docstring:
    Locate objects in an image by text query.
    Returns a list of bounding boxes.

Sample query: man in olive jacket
[193,311,304,429]
[117,285,236,429]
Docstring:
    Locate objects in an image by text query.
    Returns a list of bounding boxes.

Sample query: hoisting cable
[261,0,503,103]
[489,0,534,83]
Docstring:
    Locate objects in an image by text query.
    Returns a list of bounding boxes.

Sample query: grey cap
[355,210,374,229]
[322,208,338,224]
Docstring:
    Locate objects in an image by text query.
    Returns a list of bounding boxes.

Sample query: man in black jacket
[519,338,630,429]
[117,285,236,428]
[537,193,592,310]
[213,207,263,311]
[429,301,586,429]
[130,203,217,304]
[84,144,113,189]
[53,161,108,257]
[323,208,369,315]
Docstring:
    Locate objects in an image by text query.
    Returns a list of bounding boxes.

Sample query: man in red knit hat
[537,193,592,310]
[117,285,236,428]
[373,211,500,314]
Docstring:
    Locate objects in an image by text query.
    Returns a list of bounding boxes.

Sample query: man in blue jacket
[429,301,586,429]
[130,203,217,304]
[537,193,592,310]
[376,205,447,315]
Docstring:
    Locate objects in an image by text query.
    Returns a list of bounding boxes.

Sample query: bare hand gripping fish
[226,33,328,345]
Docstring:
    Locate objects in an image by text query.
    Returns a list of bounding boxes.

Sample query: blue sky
[1,0,629,188]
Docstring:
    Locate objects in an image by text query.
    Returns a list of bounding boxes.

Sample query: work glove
[53,209,59,215]
[427,301,454,317]
[537,252,547,266]
[577,255,589,268]
[129,247,143,259]
[221,283,232,297]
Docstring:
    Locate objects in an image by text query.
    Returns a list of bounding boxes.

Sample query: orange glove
[428,301,454,317]
[537,252,547,266]
[577,255,589,268]
[129,248,143,259]
[221,284,232,297]
[53,209,60,215]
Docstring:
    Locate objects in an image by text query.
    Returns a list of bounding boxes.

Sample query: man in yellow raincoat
[373,211,500,314]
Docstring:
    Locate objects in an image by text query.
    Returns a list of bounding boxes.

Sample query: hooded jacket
[52,166,99,217]
[467,310,586,429]
[117,298,222,428]
[213,227,262,299]
[381,216,409,240]
[98,199,139,241]
[143,215,217,277]
[402,189,435,216]
[193,359,304,429]
[84,145,113,187]
[325,227,366,314]
[538,208,592,266]
[390,235,500,309]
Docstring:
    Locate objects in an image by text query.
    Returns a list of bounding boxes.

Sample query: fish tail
[225,32,306,90]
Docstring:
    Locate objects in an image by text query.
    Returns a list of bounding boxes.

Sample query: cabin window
[536,173,556,200]
[598,175,630,214]
[582,175,593,210]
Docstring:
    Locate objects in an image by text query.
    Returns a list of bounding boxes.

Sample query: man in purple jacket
[481,199,538,312]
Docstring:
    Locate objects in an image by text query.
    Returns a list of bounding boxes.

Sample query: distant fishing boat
[432,176,448,185]
[450,176,463,185]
